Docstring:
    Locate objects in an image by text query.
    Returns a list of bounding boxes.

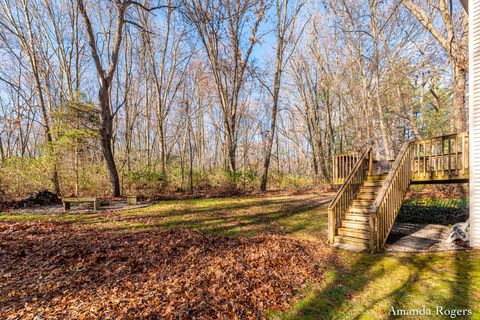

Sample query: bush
[123,168,166,193]
[397,199,469,225]
[0,157,54,201]
[267,170,313,191]
[0,154,321,200]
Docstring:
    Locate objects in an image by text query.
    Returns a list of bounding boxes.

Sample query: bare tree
[181,0,267,182]
[259,0,303,191]
[0,0,61,193]
[77,0,158,196]
[139,2,190,187]
[401,0,468,132]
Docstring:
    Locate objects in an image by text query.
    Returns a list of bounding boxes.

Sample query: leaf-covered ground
[0,223,334,319]
[1,194,480,319]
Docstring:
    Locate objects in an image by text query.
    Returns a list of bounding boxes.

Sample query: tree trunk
[99,84,120,197]
[227,139,236,174]
[260,103,278,191]
[452,63,467,132]
[14,0,62,194]
[187,111,194,194]
[0,138,4,162]
[158,121,167,187]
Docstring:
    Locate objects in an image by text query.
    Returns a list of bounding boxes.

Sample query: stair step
[341,220,369,230]
[360,185,382,193]
[363,180,384,187]
[333,242,367,252]
[367,174,388,181]
[338,228,370,239]
[348,206,370,214]
[335,235,370,245]
[352,199,374,206]
[344,213,369,222]
[334,235,370,251]
[356,193,377,200]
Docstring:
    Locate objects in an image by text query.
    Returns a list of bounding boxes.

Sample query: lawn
[1,193,479,319]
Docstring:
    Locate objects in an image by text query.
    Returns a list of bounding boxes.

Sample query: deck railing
[333,133,469,185]
[410,132,469,183]
[369,142,412,252]
[328,148,371,244]
[333,151,361,184]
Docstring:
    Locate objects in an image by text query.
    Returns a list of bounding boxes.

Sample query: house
[468,0,480,247]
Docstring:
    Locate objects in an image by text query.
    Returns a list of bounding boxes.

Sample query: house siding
[470,0,480,248]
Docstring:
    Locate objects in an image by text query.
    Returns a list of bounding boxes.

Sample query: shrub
[123,168,166,193]
[0,156,54,201]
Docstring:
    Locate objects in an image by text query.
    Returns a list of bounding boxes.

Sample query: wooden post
[455,135,459,176]
[63,201,71,212]
[368,149,373,176]
[441,138,445,177]
[422,140,426,179]
[127,196,138,205]
[461,133,465,176]
[332,155,336,184]
[465,133,469,174]
[328,208,335,244]
[447,137,451,175]
[369,212,375,252]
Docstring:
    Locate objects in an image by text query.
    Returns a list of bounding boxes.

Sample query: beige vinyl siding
[470,0,480,248]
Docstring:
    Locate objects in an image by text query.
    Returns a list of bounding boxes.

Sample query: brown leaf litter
[0,222,335,319]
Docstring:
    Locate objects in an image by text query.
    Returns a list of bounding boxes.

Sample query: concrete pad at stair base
[385,223,468,252]
[389,236,439,251]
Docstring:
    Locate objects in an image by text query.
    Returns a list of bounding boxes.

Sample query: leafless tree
[402,0,468,132]
[259,0,304,191]
[181,0,267,181]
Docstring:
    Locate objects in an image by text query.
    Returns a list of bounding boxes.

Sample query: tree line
[0,0,468,198]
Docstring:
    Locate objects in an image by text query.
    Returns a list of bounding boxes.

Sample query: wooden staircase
[334,174,386,252]
[329,132,469,252]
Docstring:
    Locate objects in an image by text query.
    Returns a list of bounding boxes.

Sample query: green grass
[272,251,480,319]
[0,195,331,240]
[1,194,479,319]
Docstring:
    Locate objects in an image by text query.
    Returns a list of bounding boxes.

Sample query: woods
[1,1,478,318]
[0,0,469,198]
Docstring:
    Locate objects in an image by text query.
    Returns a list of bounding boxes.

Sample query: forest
[0,0,468,199]
[1,1,479,319]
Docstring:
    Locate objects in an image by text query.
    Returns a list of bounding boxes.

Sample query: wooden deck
[329,132,469,252]
[333,133,469,185]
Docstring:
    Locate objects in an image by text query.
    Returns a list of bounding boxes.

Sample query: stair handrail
[328,148,371,244]
[368,141,412,252]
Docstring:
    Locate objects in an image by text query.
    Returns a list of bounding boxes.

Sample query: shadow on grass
[95,196,332,238]
[387,251,473,319]
[0,195,332,239]
[278,249,477,320]
[276,252,381,319]
[440,249,473,317]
